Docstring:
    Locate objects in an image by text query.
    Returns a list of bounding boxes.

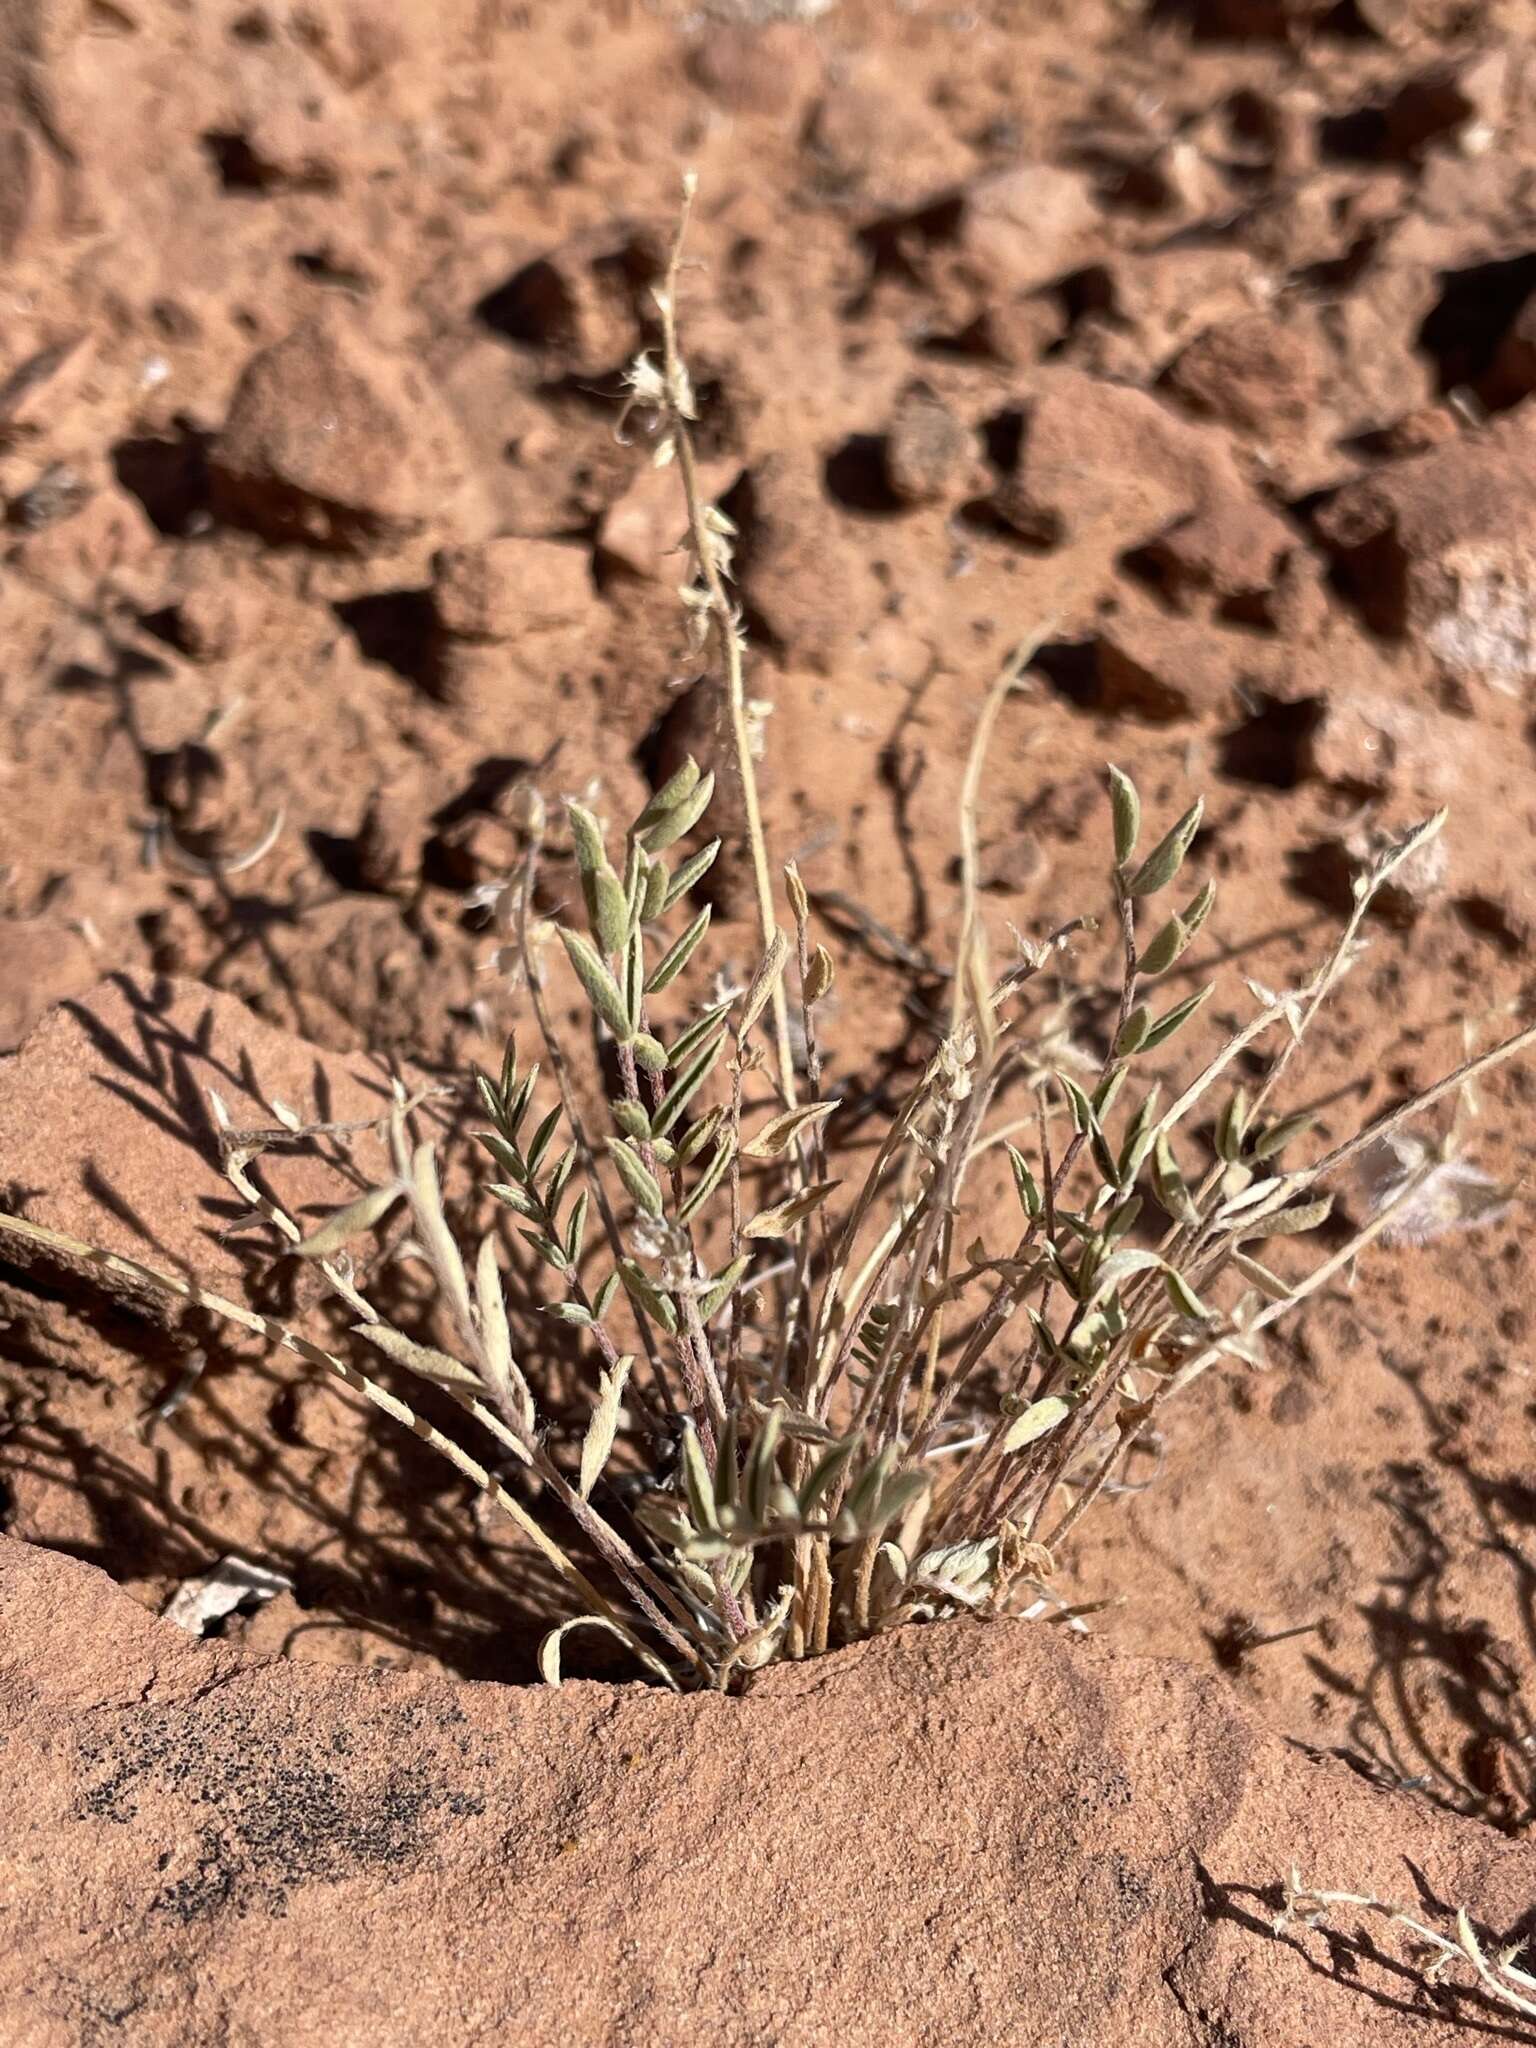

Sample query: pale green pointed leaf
[1163,1268,1210,1319]
[559,926,632,1040]
[353,1322,481,1388]
[1006,1142,1042,1219]
[612,1098,652,1142]
[591,863,631,957]
[1137,911,1189,979]
[1216,1174,1287,1220]
[652,1027,727,1138]
[1108,764,1140,865]
[1058,1071,1098,1136]
[564,1190,589,1264]
[1236,1193,1334,1241]
[1115,1005,1151,1058]
[1001,1395,1071,1453]
[676,1107,723,1165]
[618,1258,678,1333]
[633,758,701,840]
[631,1032,667,1075]
[525,1104,562,1176]
[1231,1250,1292,1301]
[566,800,607,876]
[293,1183,403,1259]
[645,904,712,994]
[1252,1110,1312,1162]
[640,770,715,854]
[1152,1132,1200,1226]
[697,1254,750,1323]
[640,855,670,924]
[1216,1086,1250,1165]
[799,1438,856,1517]
[607,1139,664,1219]
[678,1419,719,1533]
[579,1353,633,1499]
[623,927,644,1037]
[1127,799,1203,898]
[677,1134,734,1223]
[1139,984,1212,1052]
[1086,1246,1164,1305]
[1182,877,1217,939]
[669,997,734,1067]
[662,837,721,912]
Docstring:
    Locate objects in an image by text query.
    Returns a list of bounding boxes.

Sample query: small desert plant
[3,183,1534,1691]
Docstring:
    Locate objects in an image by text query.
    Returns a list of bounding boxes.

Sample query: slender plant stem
[656,176,797,1113]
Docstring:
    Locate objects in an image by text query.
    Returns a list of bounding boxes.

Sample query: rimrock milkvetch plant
[3,180,1535,1693]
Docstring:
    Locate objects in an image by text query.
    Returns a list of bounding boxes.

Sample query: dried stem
[655,176,797,1112]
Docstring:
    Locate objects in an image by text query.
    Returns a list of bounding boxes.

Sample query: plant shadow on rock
[1193,1862,1536,2042]
[1303,1356,1536,1837]
[0,976,611,1683]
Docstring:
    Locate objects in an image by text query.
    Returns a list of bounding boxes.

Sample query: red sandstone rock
[1166,311,1325,444]
[0,918,98,1052]
[884,380,971,505]
[1318,410,1536,689]
[993,371,1230,555]
[959,164,1100,296]
[432,536,592,642]
[214,315,473,551]
[0,1533,1526,2048]
[685,22,822,117]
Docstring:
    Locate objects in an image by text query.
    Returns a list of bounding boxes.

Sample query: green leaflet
[1139,985,1211,1052]
[645,904,712,994]
[1006,1142,1042,1219]
[633,758,701,840]
[1108,764,1141,865]
[1126,799,1203,898]
[697,1254,750,1322]
[619,1259,678,1334]
[662,838,721,912]
[560,926,633,1041]
[607,1138,664,1219]
[640,771,715,854]
[678,1135,734,1222]
[1001,1396,1070,1453]
[652,1028,727,1138]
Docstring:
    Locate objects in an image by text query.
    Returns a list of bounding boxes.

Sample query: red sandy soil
[2,0,1536,2036]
